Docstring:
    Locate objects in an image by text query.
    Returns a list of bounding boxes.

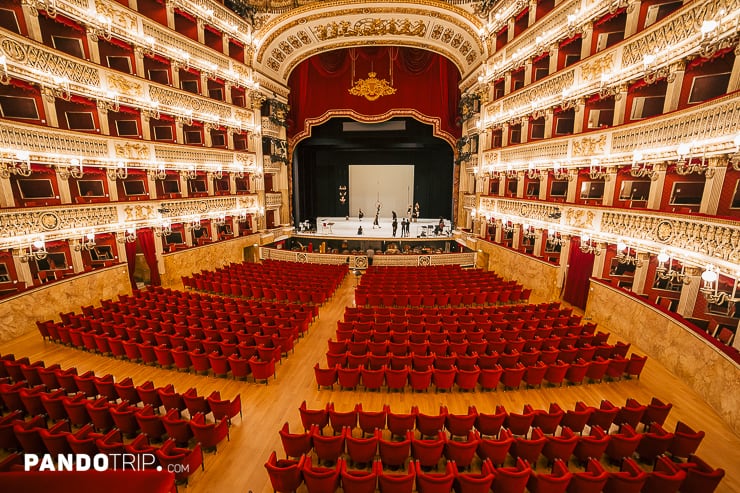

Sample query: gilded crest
[348,72,397,101]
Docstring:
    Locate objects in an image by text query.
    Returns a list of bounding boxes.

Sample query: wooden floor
[1,274,739,493]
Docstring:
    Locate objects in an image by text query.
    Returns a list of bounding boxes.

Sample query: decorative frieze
[477,197,740,272]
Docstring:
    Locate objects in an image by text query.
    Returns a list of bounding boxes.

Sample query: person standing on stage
[392,215,398,237]
[413,202,420,222]
[407,204,412,220]
[358,208,364,221]
[373,201,381,229]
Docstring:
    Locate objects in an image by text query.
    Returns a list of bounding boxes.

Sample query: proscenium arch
[254,0,486,84]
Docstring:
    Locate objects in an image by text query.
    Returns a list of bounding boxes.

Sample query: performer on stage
[437,217,445,235]
[392,215,398,237]
[373,201,381,229]
[413,202,420,222]
[358,208,364,221]
[406,204,412,220]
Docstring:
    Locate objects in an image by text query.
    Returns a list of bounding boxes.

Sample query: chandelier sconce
[213,166,224,180]
[186,216,202,231]
[522,224,537,240]
[57,159,84,180]
[579,234,600,255]
[505,165,518,180]
[675,144,713,177]
[88,14,112,42]
[700,265,740,305]
[697,13,730,59]
[615,241,642,266]
[630,151,658,179]
[155,220,173,237]
[0,55,9,85]
[117,226,137,243]
[107,161,128,180]
[142,101,160,121]
[74,232,96,252]
[1,151,33,178]
[212,214,226,227]
[730,133,740,171]
[527,163,542,180]
[182,165,197,181]
[642,52,671,85]
[501,219,515,234]
[546,229,565,247]
[233,164,245,179]
[552,162,573,181]
[589,160,609,180]
[17,239,48,262]
[147,164,167,181]
[566,13,583,37]
[655,252,690,284]
[52,76,71,102]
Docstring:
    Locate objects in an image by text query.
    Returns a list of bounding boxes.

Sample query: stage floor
[294,217,452,240]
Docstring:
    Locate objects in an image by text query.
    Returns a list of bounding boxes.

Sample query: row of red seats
[267,398,721,493]
[267,454,724,493]
[0,354,241,422]
[183,259,347,302]
[45,329,280,382]
[344,300,564,319]
[314,354,646,392]
[354,288,530,308]
[330,327,611,353]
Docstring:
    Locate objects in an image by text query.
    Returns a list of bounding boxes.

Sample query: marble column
[647,163,667,210]
[631,252,652,295]
[676,267,703,318]
[591,243,608,278]
[699,157,728,215]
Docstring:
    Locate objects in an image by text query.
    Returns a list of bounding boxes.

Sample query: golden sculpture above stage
[348,72,396,101]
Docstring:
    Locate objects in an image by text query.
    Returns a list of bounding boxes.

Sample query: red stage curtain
[125,236,137,290]
[288,47,461,143]
[137,228,161,286]
[563,237,595,309]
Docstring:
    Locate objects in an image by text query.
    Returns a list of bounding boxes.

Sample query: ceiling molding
[253,0,485,82]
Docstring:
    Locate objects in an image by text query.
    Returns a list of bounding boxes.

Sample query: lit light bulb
[657,252,669,263]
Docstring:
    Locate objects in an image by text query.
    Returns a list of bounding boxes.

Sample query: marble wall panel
[586,280,740,435]
[159,234,262,287]
[477,242,561,303]
[0,265,131,342]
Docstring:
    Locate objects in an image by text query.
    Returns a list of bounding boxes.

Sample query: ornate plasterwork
[579,52,614,82]
[503,70,575,114]
[290,108,456,152]
[0,207,118,238]
[148,86,232,119]
[254,1,483,81]
[114,143,151,161]
[348,72,397,101]
[106,74,143,97]
[0,37,100,86]
[477,197,740,271]
[572,135,607,156]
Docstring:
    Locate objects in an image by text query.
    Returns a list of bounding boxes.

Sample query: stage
[294,217,452,240]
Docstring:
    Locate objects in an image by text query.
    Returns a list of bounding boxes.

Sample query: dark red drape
[137,228,161,286]
[125,237,137,290]
[563,237,596,309]
[288,47,461,144]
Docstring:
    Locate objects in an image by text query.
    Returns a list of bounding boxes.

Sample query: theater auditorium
[0,0,738,491]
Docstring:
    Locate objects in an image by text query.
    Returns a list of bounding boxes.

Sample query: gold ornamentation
[107,74,141,96]
[313,18,427,41]
[580,53,613,81]
[572,135,607,156]
[123,204,156,221]
[348,72,396,101]
[114,143,150,160]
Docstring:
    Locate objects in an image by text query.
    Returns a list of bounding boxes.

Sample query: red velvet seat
[624,353,647,379]
[604,423,642,463]
[444,430,479,469]
[479,365,503,391]
[511,427,546,465]
[249,357,276,384]
[155,438,204,484]
[341,459,380,493]
[303,456,342,493]
[476,428,514,467]
[207,391,242,425]
[505,404,536,436]
[573,425,610,465]
[446,406,478,438]
[567,459,608,493]
[279,422,311,459]
[491,456,531,493]
[415,460,455,493]
[640,397,672,431]
[528,458,572,493]
[615,398,647,430]
[135,405,166,442]
[411,432,446,468]
[378,461,415,493]
[416,405,447,437]
[190,413,229,451]
[299,400,330,432]
[86,397,115,433]
[636,422,674,464]
[66,423,103,455]
[162,408,193,447]
[543,426,578,464]
[643,455,686,493]
[604,457,647,493]
[668,421,705,460]
[378,430,412,468]
[358,404,386,437]
[346,432,378,465]
[588,399,619,432]
[533,403,565,435]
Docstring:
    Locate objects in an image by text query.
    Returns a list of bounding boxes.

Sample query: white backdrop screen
[349,165,414,219]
